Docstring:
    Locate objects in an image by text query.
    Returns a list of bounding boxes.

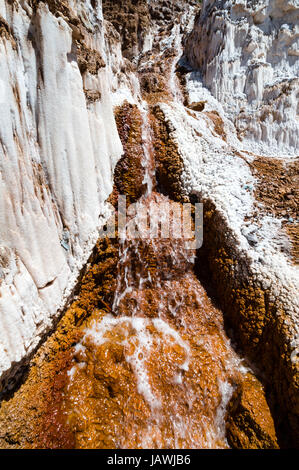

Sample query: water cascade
[59,98,254,449]
[0,0,287,450]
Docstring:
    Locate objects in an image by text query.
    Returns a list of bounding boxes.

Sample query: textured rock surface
[185,0,299,156]
[173,0,299,445]
[226,373,279,449]
[0,102,278,449]
[158,95,298,444]
[0,0,298,449]
[0,0,123,387]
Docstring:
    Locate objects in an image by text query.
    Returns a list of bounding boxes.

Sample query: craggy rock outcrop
[114,102,146,204]
[102,0,151,60]
[169,0,299,446]
[102,0,192,61]
[0,99,278,450]
[0,0,123,389]
[0,0,298,450]
[226,373,279,449]
[185,0,299,156]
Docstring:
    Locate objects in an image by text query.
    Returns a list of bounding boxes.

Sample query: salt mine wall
[0,0,123,385]
[0,0,298,449]
[185,0,299,156]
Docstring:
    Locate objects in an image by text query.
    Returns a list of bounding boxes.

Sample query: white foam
[81,314,193,409]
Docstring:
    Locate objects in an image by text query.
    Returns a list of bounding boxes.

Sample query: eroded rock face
[185,0,299,156]
[0,0,298,450]
[0,0,122,388]
[226,373,279,449]
[102,0,192,61]
[102,0,151,60]
[0,108,278,450]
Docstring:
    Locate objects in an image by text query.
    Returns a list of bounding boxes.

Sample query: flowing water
[50,5,258,449]
[60,100,250,449]
[0,1,282,451]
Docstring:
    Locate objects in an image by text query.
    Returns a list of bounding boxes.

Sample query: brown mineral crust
[138,48,178,105]
[101,0,193,61]
[83,89,101,103]
[251,156,299,264]
[0,235,119,448]
[188,101,206,112]
[148,0,188,27]
[29,1,73,17]
[204,111,227,141]
[76,41,106,76]
[226,374,279,449]
[151,106,188,203]
[101,0,191,104]
[195,199,299,447]
[72,236,120,320]
[0,15,15,45]
[34,350,77,449]
[102,0,151,60]
[114,102,147,204]
[139,70,170,104]
[0,309,80,449]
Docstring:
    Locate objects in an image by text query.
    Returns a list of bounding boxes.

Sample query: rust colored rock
[140,73,166,95]
[114,102,148,203]
[252,157,299,264]
[151,106,188,203]
[226,374,279,449]
[188,101,206,112]
[76,42,106,75]
[204,111,227,141]
[102,0,191,61]
[102,0,151,60]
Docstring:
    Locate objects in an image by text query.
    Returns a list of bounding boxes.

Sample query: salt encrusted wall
[0,1,298,429]
[185,0,299,156]
[180,0,299,438]
[0,0,123,385]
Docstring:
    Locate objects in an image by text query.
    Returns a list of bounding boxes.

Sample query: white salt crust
[0,0,298,389]
[0,0,123,379]
[185,0,299,157]
[158,98,299,367]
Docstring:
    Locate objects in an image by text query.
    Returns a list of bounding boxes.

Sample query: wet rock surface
[226,374,279,449]
[114,103,147,204]
[0,0,297,450]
